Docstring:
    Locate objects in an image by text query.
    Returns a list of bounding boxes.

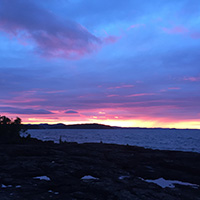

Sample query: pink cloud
[44,90,66,94]
[126,93,155,97]
[162,25,200,40]
[107,94,119,97]
[127,24,145,30]
[190,32,200,39]
[183,76,200,82]
[162,26,188,34]
[168,87,180,90]
[108,84,134,89]
[103,35,120,44]
[160,89,167,92]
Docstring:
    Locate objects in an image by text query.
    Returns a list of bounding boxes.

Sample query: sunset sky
[0,0,200,129]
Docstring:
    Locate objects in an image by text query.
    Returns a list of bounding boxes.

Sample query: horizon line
[22,122,200,130]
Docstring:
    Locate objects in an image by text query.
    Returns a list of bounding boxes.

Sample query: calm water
[28,129,200,153]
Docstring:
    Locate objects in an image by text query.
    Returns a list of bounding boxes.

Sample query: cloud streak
[0,107,53,114]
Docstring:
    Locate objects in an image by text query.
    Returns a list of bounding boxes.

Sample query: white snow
[1,184,12,188]
[33,176,51,181]
[1,184,7,188]
[141,177,199,189]
[48,190,59,194]
[81,175,99,180]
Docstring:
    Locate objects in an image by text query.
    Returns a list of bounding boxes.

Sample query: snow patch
[1,184,7,188]
[141,177,199,189]
[1,184,12,188]
[48,190,59,194]
[119,175,130,180]
[33,176,50,181]
[81,175,99,180]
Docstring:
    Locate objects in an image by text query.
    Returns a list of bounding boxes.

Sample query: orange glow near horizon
[20,117,200,129]
[2,109,200,129]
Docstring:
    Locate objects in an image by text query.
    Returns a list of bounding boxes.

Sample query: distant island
[22,123,117,129]
[22,123,199,130]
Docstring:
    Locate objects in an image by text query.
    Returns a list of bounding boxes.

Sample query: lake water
[27,128,200,153]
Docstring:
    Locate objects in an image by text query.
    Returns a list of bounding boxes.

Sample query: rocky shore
[0,141,200,200]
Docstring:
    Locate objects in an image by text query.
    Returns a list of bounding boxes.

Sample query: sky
[0,0,200,129]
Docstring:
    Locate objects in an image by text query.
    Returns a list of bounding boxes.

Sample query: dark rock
[0,142,200,199]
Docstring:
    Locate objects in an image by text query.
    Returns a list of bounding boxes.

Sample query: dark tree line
[0,115,22,143]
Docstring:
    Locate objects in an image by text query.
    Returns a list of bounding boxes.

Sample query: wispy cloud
[107,94,119,97]
[126,93,155,97]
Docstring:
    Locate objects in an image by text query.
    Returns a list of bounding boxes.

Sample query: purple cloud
[0,107,53,114]
[65,110,78,114]
[0,0,101,59]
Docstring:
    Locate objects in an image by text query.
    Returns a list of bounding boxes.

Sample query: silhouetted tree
[13,117,21,125]
[0,116,11,125]
[0,115,22,143]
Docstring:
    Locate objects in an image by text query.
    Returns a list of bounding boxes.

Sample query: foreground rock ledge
[0,142,200,200]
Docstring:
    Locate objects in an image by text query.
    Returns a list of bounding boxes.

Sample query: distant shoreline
[22,123,200,130]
